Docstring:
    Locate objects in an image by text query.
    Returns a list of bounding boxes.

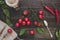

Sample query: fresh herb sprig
[0,0,12,26]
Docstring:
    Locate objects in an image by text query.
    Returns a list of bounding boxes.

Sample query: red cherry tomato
[38,15,43,19]
[38,10,43,15]
[24,17,29,22]
[7,28,12,34]
[15,23,20,27]
[29,29,35,35]
[22,21,26,26]
[18,18,22,23]
[27,21,31,26]
[37,22,41,27]
[23,10,29,16]
[34,21,38,26]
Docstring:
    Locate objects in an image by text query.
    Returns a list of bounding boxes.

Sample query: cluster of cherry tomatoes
[15,9,43,35]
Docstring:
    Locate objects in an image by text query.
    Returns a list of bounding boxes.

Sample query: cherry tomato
[29,29,35,35]
[23,10,29,16]
[7,28,12,34]
[18,18,22,23]
[22,21,26,26]
[15,23,20,27]
[38,15,43,19]
[34,21,38,26]
[27,21,30,26]
[37,22,41,27]
[38,10,43,15]
[24,17,29,22]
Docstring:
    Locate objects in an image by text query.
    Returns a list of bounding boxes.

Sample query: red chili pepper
[44,5,55,15]
[55,9,59,25]
[44,5,59,25]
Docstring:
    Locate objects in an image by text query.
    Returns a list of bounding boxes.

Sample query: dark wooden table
[0,0,60,40]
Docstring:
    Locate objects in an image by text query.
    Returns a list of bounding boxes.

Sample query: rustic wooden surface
[0,0,60,40]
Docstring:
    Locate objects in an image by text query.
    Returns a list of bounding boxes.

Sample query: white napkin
[0,20,17,40]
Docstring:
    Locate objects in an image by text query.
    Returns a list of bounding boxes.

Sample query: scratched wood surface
[0,0,60,40]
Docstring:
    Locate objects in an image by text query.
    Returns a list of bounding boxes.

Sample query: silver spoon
[44,20,53,38]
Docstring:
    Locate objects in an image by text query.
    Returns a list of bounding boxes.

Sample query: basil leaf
[2,8,10,18]
[2,7,12,26]
[59,30,60,36]
[6,18,12,26]
[19,29,26,36]
[56,31,59,37]
[0,0,12,26]
[36,28,45,34]
[56,30,60,40]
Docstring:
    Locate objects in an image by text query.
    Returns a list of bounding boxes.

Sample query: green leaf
[56,30,60,40]
[6,18,12,26]
[0,0,12,26]
[36,28,45,34]
[0,1,4,5]
[2,6,12,26]
[19,29,26,36]
[56,31,59,37]
[2,8,10,18]
[59,30,60,36]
